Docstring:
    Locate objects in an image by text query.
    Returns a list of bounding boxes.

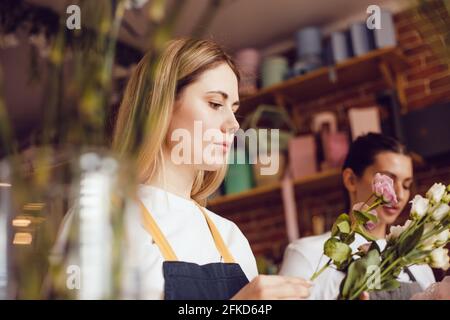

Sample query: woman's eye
[209,102,223,109]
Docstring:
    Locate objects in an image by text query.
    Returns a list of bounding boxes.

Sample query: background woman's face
[166,63,240,171]
[353,152,413,226]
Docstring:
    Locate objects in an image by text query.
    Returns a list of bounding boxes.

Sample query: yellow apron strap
[139,199,236,264]
[193,202,236,264]
[139,200,178,261]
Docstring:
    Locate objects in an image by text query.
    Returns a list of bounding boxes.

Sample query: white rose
[387,220,411,242]
[429,247,450,270]
[422,235,437,251]
[421,223,437,250]
[423,222,435,234]
[422,229,450,250]
[426,183,446,203]
[432,203,450,221]
[410,195,430,220]
[435,229,450,246]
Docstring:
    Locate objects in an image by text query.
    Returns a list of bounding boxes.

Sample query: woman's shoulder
[408,264,436,289]
[287,232,331,254]
[202,206,247,242]
[279,232,332,280]
[203,206,259,281]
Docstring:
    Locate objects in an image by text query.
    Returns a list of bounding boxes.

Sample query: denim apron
[139,200,249,300]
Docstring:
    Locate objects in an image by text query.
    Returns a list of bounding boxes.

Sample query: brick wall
[212,7,450,272]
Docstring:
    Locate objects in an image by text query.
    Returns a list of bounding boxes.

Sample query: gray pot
[331,31,350,63]
[350,22,372,56]
[296,26,322,59]
[261,56,288,87]
[374,10,397,48]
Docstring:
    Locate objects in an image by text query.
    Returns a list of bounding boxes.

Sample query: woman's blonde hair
[112,38,240,204]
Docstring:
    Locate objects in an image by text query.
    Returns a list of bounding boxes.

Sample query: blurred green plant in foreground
[0,0,227,299]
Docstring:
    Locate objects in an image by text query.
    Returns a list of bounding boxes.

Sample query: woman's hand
[360,291,370,300]
[411,276,450,300]
[231,275,312,300]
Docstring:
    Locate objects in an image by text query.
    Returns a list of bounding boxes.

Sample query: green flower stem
[310,259,332,281]
[396,215,431,248]
[348,272,372,300]
[379,256,404,280]
[378,251,393,270]
[395,217,424,247]
[348,256,402,300]
[349,243,421,300]
[366,198,383,212]
[362,193,376,208]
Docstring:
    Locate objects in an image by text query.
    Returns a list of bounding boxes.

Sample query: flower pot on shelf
[224,147,254,195]
[252,151,286,186]
[242,105,296,187]
[288,135,318,180]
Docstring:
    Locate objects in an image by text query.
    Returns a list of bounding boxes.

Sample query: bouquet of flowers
[310,173,450,300]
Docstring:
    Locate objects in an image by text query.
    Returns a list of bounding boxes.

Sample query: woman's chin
[379,207,402,225]
[197,161,224,171]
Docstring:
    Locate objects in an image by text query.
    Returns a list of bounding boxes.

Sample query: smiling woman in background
[279,133,436,299]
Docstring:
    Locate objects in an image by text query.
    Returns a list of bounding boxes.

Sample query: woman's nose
[223,109,240,134]
[395,182,405,203]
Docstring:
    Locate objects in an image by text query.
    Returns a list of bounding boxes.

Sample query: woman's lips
[214,142,231,152]
[382,205,401,216]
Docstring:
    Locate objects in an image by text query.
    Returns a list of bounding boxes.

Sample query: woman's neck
[145,149,196,200]
[369,222,387,239]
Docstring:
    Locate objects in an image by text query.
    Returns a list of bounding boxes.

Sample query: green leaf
[353,209,378,223]
[392,268,402,278]
[397,224,425,256]
[407,248,430,262]
[324,238,352,263]
[352,210,369,225]
[339,249,381,300]
[337,220,351,234]
[379,279,401,291]
[339,232,355,245]
[331,214,351,237]
[355,224,378,241]
[336,256,354,272]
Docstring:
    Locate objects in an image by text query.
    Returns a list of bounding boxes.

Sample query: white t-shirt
[51,185,258,299]
[279,232,436,300]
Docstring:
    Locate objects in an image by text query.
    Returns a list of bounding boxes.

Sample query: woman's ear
[343,168,357,194]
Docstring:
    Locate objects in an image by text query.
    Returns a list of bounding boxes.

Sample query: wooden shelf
[293,168,342,193]
[208,48,408,211]
[237,46,409,115]
[207,169,342,209]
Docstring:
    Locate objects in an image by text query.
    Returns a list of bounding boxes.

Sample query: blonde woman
[111,38,311,300]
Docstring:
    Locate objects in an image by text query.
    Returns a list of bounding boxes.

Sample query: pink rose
[372,173,398,206]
